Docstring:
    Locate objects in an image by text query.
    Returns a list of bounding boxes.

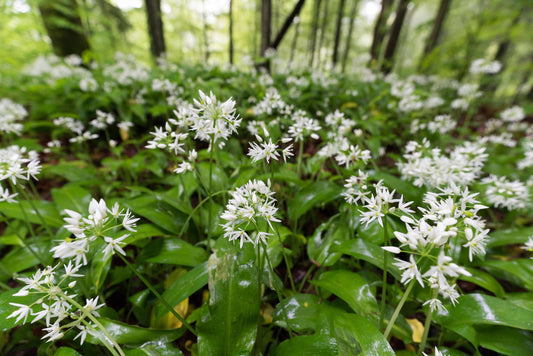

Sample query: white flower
[7,303,32,324]
[42,322,64,342]
[393,255,424,287]
[103,234,128,258]
[84,296,105,317]
[248,138,280,163]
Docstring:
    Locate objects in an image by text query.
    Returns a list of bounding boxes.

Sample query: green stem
[298,264,316,292]
[178,190,228,238]
[58,291,124,356]
[297,140,304,177]
[261,241,292,338]
[207,142,214,252]
[384,278,416,340]
[379,217,390,331]
[26,181,54,238]
[117,254,197,336]
[272,224,296,292]
[418,306,434,355]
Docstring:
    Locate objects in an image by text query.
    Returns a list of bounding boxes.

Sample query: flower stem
[384,278,416,340]
[58,291,124,356]
[379,217,390,331]
[117,254,197,336]
[418,301,435,355]
[297,141,304,177]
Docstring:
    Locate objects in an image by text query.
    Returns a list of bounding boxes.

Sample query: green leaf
[0,200,62,227]
[51,184,92,214]
[435,294,533,330]
[53,347,82,356]
[155,262,209,320]
[312,270,379,318]
[0,288,42,331]
[506,293,533,311]
[42,161,98,182]
[87,318,183,345]
[124,196,187,234]
[90,248,112,294]
[459,267,505,298]
[370,171,423,204]
[486,226,533,247]
[197,243,260,356]
[138,238,208,266]
[483,259,533,291]
[334,313,395,356]
[124,342,184,355]
[287,181,342,222]
[307,215,351,267]
[333,239,400,279]
[271,335,338,356]
[0,240,52,282]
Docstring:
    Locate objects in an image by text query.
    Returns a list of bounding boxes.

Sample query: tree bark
[259,0,272,71]
[229,0,234,64]
[419,0,452,70]
[289,16,301,65]
[342,0,360,73]
[144,0,166,60]
[270,0,307,50]
[369,0,393,68]
[308,0,321,68]
[380,0,410,74]
[331,0,346,70]
[317,0,330,69]
[39,0,91,57]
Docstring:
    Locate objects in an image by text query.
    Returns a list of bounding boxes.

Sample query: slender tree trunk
[39,0,91,57]
[260,0,272,71]
[369,0,393,68]
[308,0,321,68]
[229,0,234,64]
[202,0,210,64]
[289,16,301,66]
[342,0,360,73]
[419,0,452,71]
[332,0,346,71]
[270,0,306,50]
[317,0,330,69]
[380,0,410,74]
[144,0,166,60]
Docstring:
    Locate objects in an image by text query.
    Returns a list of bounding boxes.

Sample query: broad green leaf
[312,270,379,318]
[333,239,401,279]
[307,215,351,266]
[155,262,209,320]
[90,248,112,294]
[138,238,208,266]
[0,239,52,282]
[0,200,62,227]
[271,334,338,356]
[435,294,533,330]
[370,171,423,204]
[483,259,533,290]
[125,224,166,244]
[197,243,260,356]
[196,162,229,194]
[334,313,395,356]
[53,347,82,356]
[51,184,92,214]
[42,161,97,182]
[506,293,533,311]
[86,318,184,345]
[487,226,533,247]
[0,288,41,330]
[458,267,505,298]
[124,342,184,355]
[124,196,187,234]
[287,181,342,222]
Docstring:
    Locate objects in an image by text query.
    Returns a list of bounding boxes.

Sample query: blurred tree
[369,0,393,68]
[342,0,360,73]
[260,0,272,70]
[307,0,321,67]
[419,0,452,71]
[289,16,300,65]
[381,0,410,74]
[229,0,234,64]
[38,0,91,57]
[144,0,166,60]
[331,0,346,70]
[317,0,330,69]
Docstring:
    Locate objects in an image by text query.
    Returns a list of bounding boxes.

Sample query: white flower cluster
[518,141,533,170]
[398,139,487,188]
[287,110,321,142]
[522,237,533,258]
[0,145,41,202]
[500,106,525,123]
[452,83,482,110]
[23,54,94,86]
[220,180,280,247]
[253,87,287,116]
[335,142,372,169]
[8,263,105,345]
[248,136,293,164]
[102,52,150,86]
[386,186,489,310]
[0,98,27,135]
[51,198,139,267]
[481,175,529,210]
[469,58,502,74]
[89,110,115,130]
[341,170,370,205]
[324,110,357,137]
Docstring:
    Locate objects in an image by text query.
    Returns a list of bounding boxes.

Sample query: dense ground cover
[1,53,533,356]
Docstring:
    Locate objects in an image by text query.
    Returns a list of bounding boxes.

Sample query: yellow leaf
[406,318,424,343]
[340,102,357,110]
[119,127,129,141]
[261,303,274,324]
[151,268,189,329]
[246,107,255,114]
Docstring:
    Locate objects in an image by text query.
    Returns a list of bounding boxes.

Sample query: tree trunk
[369,0,393,68]
[38,0,91,57]
[380,0,410,74]
[419,0,452,71]
[308,0,321,68]
[289,16,301,66]
[144,0,166,60]
[260,0,272,71]
[331,0,346,70]
[202,0,210,64]
[229,0,234,64]
[317,0,330,69]
[270,0,306,50]
[342,0,360,73]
